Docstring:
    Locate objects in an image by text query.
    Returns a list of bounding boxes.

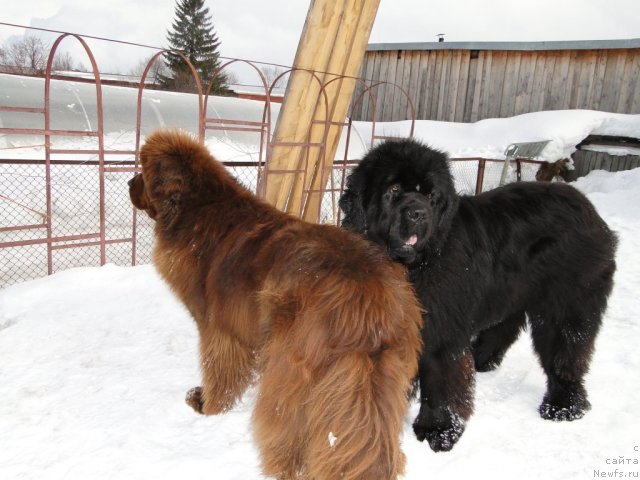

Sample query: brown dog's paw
[185,386,204,414]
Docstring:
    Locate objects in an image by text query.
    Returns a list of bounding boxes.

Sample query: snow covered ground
[1,162,639,479]
[2,99,640,478]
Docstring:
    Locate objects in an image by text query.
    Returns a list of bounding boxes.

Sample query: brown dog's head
[128,130,225,224]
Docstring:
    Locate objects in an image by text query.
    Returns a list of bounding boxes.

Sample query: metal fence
[0,157,262,286]
[1,159,147,285]
[0,155,543,287]
[0,23,545,287]
[0,154,544,287]
[0,158,537,287]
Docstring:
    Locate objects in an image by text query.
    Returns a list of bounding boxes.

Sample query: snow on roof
[353,110,640,160]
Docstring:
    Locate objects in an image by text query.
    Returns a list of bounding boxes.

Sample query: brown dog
[129,130,422,480]
[535,159,570,182]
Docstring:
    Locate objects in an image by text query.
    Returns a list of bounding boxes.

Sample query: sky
[1,0,640,78]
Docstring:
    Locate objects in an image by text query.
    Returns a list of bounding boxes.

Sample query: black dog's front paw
[539,398,590,421]
[539,388,591,421]
[413,417,465,452]
[185,386,204,414]
[426,422,465,452]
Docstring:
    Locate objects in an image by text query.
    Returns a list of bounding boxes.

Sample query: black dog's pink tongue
[406,235,418,246]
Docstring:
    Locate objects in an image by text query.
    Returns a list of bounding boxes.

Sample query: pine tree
[162,0,228,94]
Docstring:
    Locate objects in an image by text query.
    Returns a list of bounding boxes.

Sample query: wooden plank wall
[571,150,640,179]
[351,48,640,122]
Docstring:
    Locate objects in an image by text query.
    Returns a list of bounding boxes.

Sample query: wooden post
[301,2,379,222]
[264,0,380,221]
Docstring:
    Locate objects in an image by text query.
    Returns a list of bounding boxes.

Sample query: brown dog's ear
[128,174,157,219]
[128,174,146,209]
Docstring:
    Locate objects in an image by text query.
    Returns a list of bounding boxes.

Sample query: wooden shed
[351,39,640,123]
[569,135,640,180]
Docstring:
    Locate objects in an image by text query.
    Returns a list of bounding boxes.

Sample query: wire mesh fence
[1,155,545,287]
[0,158,266,287]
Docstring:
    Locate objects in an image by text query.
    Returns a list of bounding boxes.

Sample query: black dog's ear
[436,179,459,236]
[339,189,366,232]
[339,170,367,233]
[439,194,459,229]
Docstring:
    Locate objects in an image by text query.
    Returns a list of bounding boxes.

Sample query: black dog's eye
[387,184,401,194]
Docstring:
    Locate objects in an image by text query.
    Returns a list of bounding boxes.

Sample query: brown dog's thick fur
[129,130,423,480]
[535,159,570,182]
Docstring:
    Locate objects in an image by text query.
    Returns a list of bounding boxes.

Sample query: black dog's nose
[407,208,427,223]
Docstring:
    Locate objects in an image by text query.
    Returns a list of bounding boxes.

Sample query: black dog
[339,139,617,452]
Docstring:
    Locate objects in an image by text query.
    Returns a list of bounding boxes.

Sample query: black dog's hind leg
[413,349,475,452]
[529,274,611,421]
[472,312,526,372]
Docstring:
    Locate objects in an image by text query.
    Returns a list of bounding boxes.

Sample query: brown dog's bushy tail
[254,269,422,480]
[303,347,415,479]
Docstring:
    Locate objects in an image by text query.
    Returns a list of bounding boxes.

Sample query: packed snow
[356,109,640,160]
[1,121,639,478]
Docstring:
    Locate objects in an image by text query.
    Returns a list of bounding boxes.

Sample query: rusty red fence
[0,23,544,287]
